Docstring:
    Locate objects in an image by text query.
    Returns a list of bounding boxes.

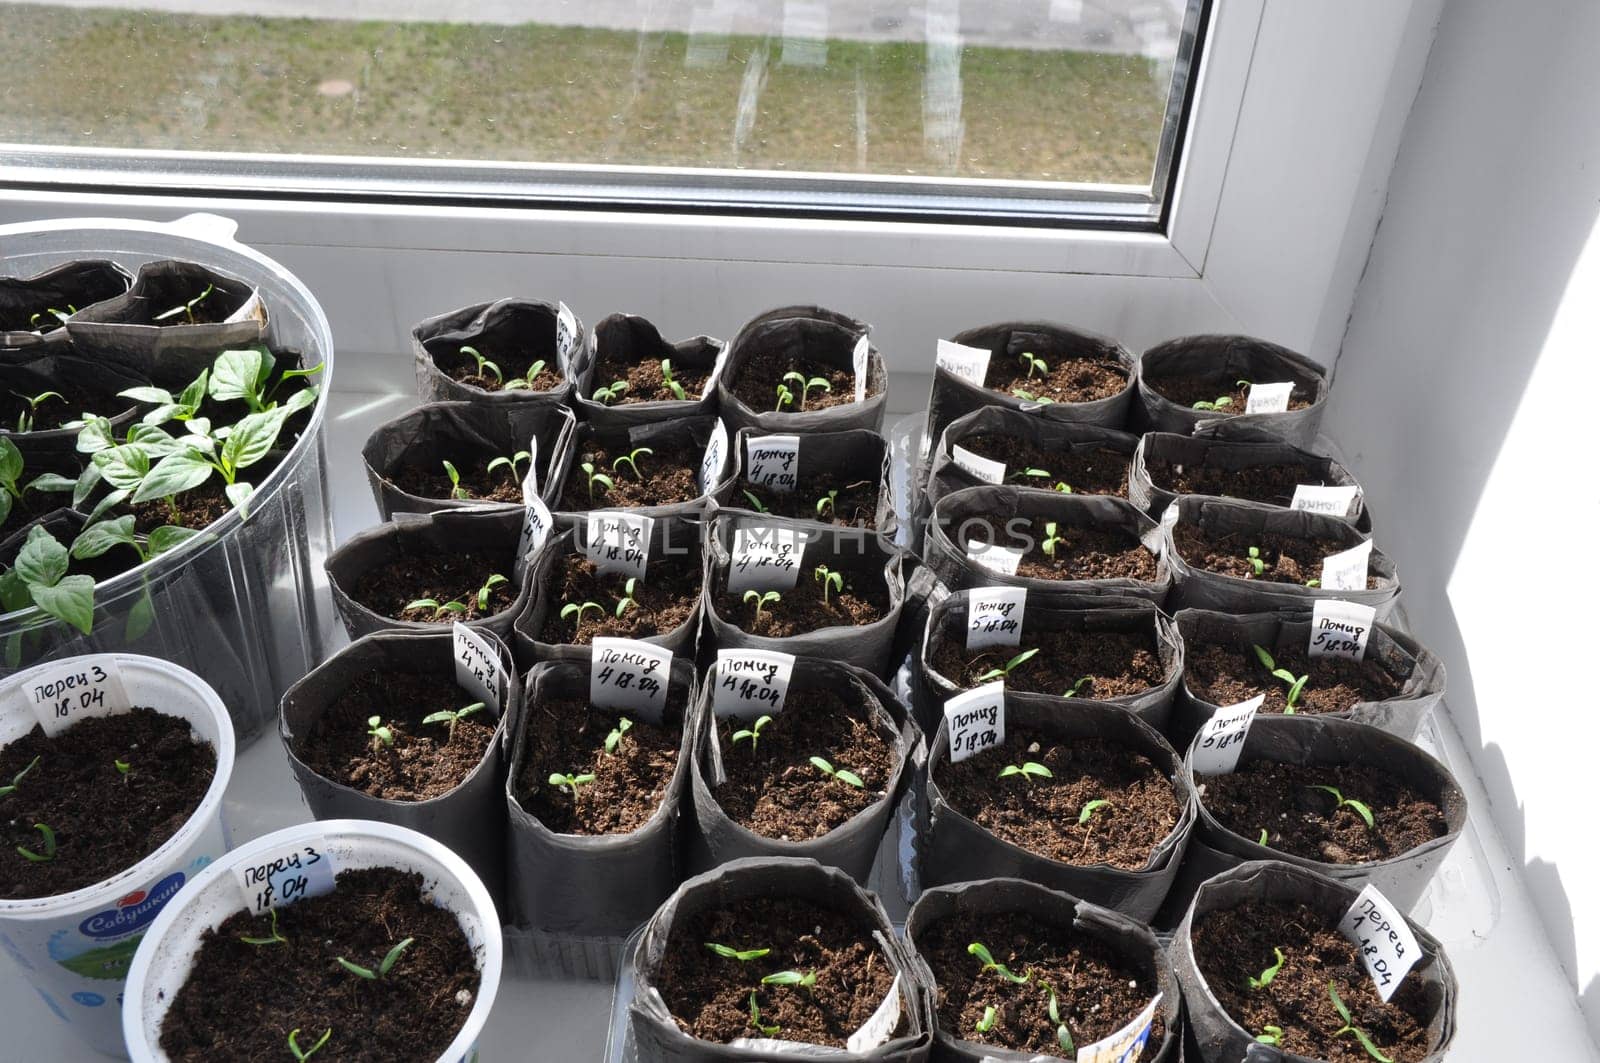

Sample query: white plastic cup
[122,819,503,1063]
[0,653,236,1058]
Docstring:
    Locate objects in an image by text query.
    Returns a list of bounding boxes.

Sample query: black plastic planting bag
[712,426,897,541]
[1135,335,1329,446]
[66,259,267,387]
[915,589,1182,736]
[1130,432,1370,534]
[626,856,936,1062]
[412,296,581,406]
[1161,497,1400,618]
[903,878,1181,1063]
[688,656,922,883]
[923,697,1194,922]
[1171,607,1446,747]
[922,320,1137,458]
[553,415,722,525]
[702,512,920,677]
[279,628,521,909]
[361,399,577,519]
[923,486,1170,605]
[0,259,130,352]
[1172,861,1457,1063]
[0,351,146,465]
[570,313,727,430]
[505,655,698,945]
[716,305,888,434]
[514,518,705,668]
[324,507,533,643]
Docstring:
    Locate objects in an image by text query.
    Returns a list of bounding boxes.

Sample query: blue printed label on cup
[77,872,186,940]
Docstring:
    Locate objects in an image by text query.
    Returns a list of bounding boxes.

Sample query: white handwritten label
[728,525,804,594]
[1320,539,1373,592]
[556,301,579,365]
[944,681,1004,764]
[519,435,542,506]
[965,587,1027,650]
[22,656,131,737]
[1290,483,1362,518]
[1190,694,1264,775]
[1309,599,1377,661]
[847,972,902,1053]
[233,839,337,915]
[584,511,654,578]
[1339,884,1421,1002]
[1243,380,1295,414]
[935,338,993,387]
[516,494,554,566]
[453,622,504,714]
[746,434,801,493]
[590,638,673,723]
[852,333,870,402]
[712,649,794,718]
[951,444,1005,484]
[965,538,1023,577]
[699,419,729,495]
[1076,993,1162,1063]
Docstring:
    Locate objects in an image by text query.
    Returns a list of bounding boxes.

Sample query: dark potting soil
[969,519,1156,583]
[0,384,129,433]
[558,441,700,510]
[129,474,239,533]
[1194,900,1435,1062]
[656,896,899,1047]
[1149,459,1331,508]
[1184,642,1402,716]
[590,354,710,405]
[714,688,895,841]
[538,550,700,645]
[934,731,1179,870]
[920,910,1164,1058]
[714,561,890,637]
[737,473,881,529]
[0,709,215,899]
[930,628,1167,699]
[348,548,517,624]
[979,350,1129,406]
[958,434,1131,496]
[158,867,481,1063]
[1143,372,1314,414]
[1199,760,1449,864]
[0,492,57,543]
[1173,523,1375,588]
[296,670,497,802]
[731,347,874,413]
[437,341,563,393]
[390,453,525,504]
[512,691,687,835]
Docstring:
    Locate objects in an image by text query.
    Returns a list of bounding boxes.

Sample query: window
[0,0,1207,225]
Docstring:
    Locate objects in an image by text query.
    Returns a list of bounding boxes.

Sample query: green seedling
[1248,947,1286,990]
[366,715,395,753]
[152,283,213,324]
[1010,388,1054,404]
[240,907,289,947]
[605,717,633,755]
[741,490,769,513]
[207,347,323,415]
[548,771,597,798]
[615,577,640,618]
[288,1027,332,1062]
[705,943,771,961]
[1255,1025,1283,1046]
[814,488,838,518]
[1018,351,1048,379]
[441,459,471,500]
[485,450,531,484]
[782,371,831,411]
[1043,981,1075,1055]
[1191,396,1232,411]
[660,359,687,400]
[967,942,1032,985]
[974,1005,999,1035]
[774,383,795,411]
[406,573,509,620]
[422,702,485,744]
[1009,466,1051,483]
[17,822,56,862]
[1305,578,1321,587]
[809,755,865,789]
[581,461,614,501]
[1245,545,1267,575]
[0,523,97,635]
[814,564,843,605]
[762,969,817,989]
[1252,645,1310,712]
[748,991,781,1037]
[0,437,75,529]
[975,647,1039,682]
[70,516,204,571]
[1062,676,1092,698]
[500,359,548,392]
[731,714,772,755]
[1310,784,1376,829]
[475,574,509,611]
[613,447,652,481]
[743,589,781,624]
[0,755,41,799]
[11,390,64,433]
[998,761,1052,784]
[592,380,629,405]
[1078,799,1113,825]
[1329,981,1394,1062]
[457,345,502,385]
[561,600,605,626]
[336,937,414,981]
[1040,521,1066,559]
[1258,828,1269,846]
[114,757,131,782]
[1054,482,1073,493]
[27,305,75,331]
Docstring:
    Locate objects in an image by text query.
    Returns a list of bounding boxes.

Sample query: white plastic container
[122,819,503,1063]
[0,652,236,1057]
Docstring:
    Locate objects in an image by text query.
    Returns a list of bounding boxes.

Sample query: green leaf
[808,755,833,774]
[72,464,102,508]
[1327,980,1353,1024]
[26,473,77,495]
[71,516,138,560]
[128,422,183,455]
[132,453,213,504]
[75,416,116,454]
[1252,644,1277,671]
[32,574,96,634]
[0,437,22,485]
[222,409,290,472]
[209,348,270,404]
[93,444,152,491]
[178,370,210,412]
[119,386,175,405]
[283,386,318,416]
[148,525,206,557]
[1078,798,1112,825]
[83,488,129,526]
[0,492,10,529]
[226,481,255,512]
[835,769,865,788]
[16,524,69,586]
[125,586,156,641]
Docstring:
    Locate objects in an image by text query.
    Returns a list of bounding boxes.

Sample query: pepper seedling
[115,757,131,783]
[660,359,688,400]
[500,358,549,392]
[441,459,471,500]
[0,755,40,799]
[1255,1025,1283,1046]
[580,461,614,501]
[0,437,75,529]
[11,390,65,433]
[336,937,414,981]
[809,755,865,789]
[730,714,772,755]
[1252,645,1310,713]
[548,771,596,798]
[485,450,531,485]
[815,488,838,518]
[1010,388,1054,404]
[27,305,75,331]
[16,822,57,862]
[605,717,633,754]
[1244,545,1266,576]
[1042,981,1075,1055]
[457,345,502,386]
[743,589,781,624]
[288,1027,332,1061]
[814,564,843,605]
[998,761,1052,784]
[1018,351,1048,379]
[967,941,1033,985]
[0,523,98,635]
[240,907,289,947]
[762,969,818,989]
[1329,981,1395,1063]
[592,380,629,405]
[748,991,781,1037]
[741,490,769,513]
[366,715,395,753]
[1062,676,1092,698]
[561,600,606,626]
[207,347,324,415]
[421,701,485,744]
[1258,828,1270,846]
[1191,396,1232,412]
[782,371,831,411]
[615,577,640,618]
[152,283,214,324]
[1009,466,1052,484]
[1078,798,1113,825]
[975,647,1039,682]
[974,1006,999,1035]
[1248,947,1286,990]
[1309,784,1376,829]
[1040,521,1066,559]
[705,942,771,961]
[612,447,652,481]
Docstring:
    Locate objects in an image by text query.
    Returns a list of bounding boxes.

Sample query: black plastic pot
[711,426,898,542]
[361,399,577,519]
[903,878,1181,1063]
[1134,335,1329,446]
[278,628,521,910]
[552,415,722,524]
[1161,496,1400,618]
[570,312,726,430]
[324,508,532,643]
[715,305,888,434]
[922,696,1194,922]
[0,259,130,352]
[625,856,936,1062]
[923,486,1170,605]
[0,350,146,467]
[1172,860,1457,1063]
[412,296,581,406]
